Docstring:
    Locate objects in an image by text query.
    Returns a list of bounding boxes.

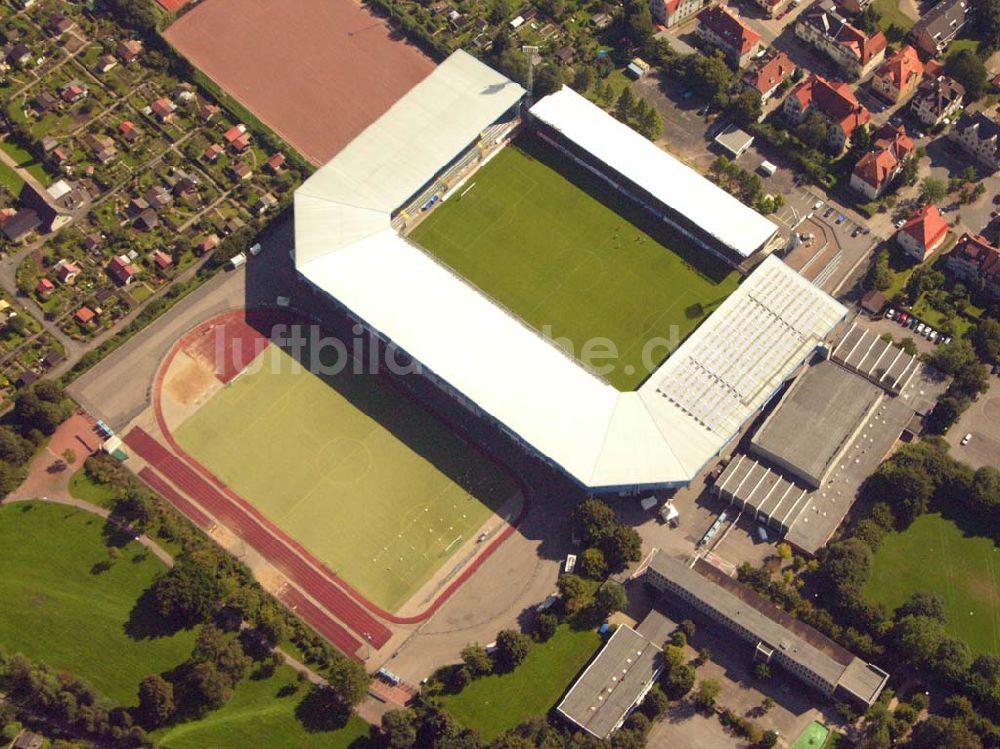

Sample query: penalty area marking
[460,182,477,198]
[444,535,463,554]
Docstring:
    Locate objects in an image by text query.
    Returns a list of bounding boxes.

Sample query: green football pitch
[410,134,739,391]
[864,512,1000,655]
[175,344,517,612]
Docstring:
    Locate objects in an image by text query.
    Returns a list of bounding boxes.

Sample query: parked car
[916,323,925,334]
[929,331,938,342]
[961,433,973,446]
[885,308,896,320]
[899,312,909,324]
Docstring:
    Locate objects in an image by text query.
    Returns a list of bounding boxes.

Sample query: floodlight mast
[522,45,539,100]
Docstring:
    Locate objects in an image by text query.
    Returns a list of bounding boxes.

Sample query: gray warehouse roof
[648,552,888,706]
[556,625,662,739]
[750,361,883,487]
[831,323,919,393]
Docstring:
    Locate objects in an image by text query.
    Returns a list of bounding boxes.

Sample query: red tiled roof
[36,278,55,293]
[153,250,173,269]
[700,5,761,55]
[744,51,795,95]
[223,125,247,143]
[876,45,923,90]
[793,75,871,135]
[951,233,1000,284]
[267,152,286,170]
[901,204,949,250]
[107,255,137,284]
[75,306,95,324]
[854,148,898,189]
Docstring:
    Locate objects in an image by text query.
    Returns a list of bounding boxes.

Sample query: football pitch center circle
[153,308,532,621]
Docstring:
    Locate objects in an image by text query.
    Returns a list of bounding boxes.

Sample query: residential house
[196,234,219,255]
[144,185,173,211]
[86,134,117,163]
[82,232,102,251]
[784,74,872,152]
[7,43,31,67]
[591,11,613,28]
[204,143,224,162]
[127,197,150,218]
[1,209,40,242]
[95,53,118,73]
[198,103,221,122]
[75,306,96,325]
[135,208,159,231]
[56,260,81,285]
[946,233,1000,297]
[31,91,58,114]
[254,192,278,215]
[42,348,65,369]
[118,120,141,143]
[152,249,173,271]
[850,123,914,199]
[650,0,709,28]
[224,125,251,152]
[107,255,137,286]
[48,12,75,36]
[909,0,969,57]
[13,731,44,749]
[266,152,286,172]
[839,0,872,13]
[741,50,797,103]
[795,0,886,78]
[35,278,55,297]
[749,0,786,19]
[948,110,1000,170]
[871,45,923,103]
[48,145,70,168]
[896,204,950,261]
[910,75,964,127]
[60,81,87,104]
[117,39,143,63]
[229,161,253,181]
[696,5,763,68]
[151,98,177,122]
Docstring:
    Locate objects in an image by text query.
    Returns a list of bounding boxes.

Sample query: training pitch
[173,341,517,612]
[864,512,1000,655]
[410,134,739,391]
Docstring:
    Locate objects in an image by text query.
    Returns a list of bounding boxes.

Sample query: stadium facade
[294,51,847,494]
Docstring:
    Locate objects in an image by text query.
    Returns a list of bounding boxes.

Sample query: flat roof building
[646,552,888,708]
[556,622,663,739]
[714,124,756,158]
[750,361,883,488]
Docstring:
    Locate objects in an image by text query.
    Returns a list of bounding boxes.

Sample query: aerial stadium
[293,50,848,494]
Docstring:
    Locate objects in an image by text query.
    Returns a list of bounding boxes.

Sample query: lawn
[69,467,120,508]
[0,159,25,194]
[791,721,830,749]
[0,138,53,187]
[410,134,739,391]
[439,625,601,741]
[872,0,915,32]
[154,663,373,749]
[174,343,517,612]
[864,512,1000,655]
[0,501,197,705]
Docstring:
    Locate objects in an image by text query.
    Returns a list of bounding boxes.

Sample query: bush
[493,629,532,672]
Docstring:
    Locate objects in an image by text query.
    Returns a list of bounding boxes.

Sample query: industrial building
[645,552,889,708]
[713,326,948,553]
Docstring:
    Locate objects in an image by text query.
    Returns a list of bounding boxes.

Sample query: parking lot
[947,378,1000,470]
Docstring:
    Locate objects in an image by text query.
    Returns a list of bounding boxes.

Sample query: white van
[640,496,658,511]
[229,252,247,269]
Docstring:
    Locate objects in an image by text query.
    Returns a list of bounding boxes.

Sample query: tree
[753,662,771,680]
[153,552,225,625]
[623,0,654,47]
[865,250,892,292]
[461,644,493,677]
[183,662,232,712]
[760,729,779,748]
[615,88,637,122]
[818,538,873,608]
[892,615,946,670]
[533,612,557,642]
[897,591,947,623]
[761,696,775,714]
[571,66,595,94]
[728,90,763,127]
[12,386,70,436]
[327,654,370,707]
[595,581,628,614]
[684,53,733,106]
[692,678,721,710]
[927,395,967,434]
[578,547,607,579]
[662,663,695,699]
[971,467,1000,510]
[381,708,418,749]
[634,100,663,140]
[557,573,593,613]
[972,318,1000,364]
[494,629,532,672]
[603,524,642,570]
[776,543,792,561]
[534,64,563,98]
[946,49,988,98]
[641,685,670,719]
[136,674,174,728]
[919,177,947,205]
[0,426,30,465]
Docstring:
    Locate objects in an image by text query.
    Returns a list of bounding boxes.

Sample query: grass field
[864,512,1000,655]
[154,663,373,749]
[791,721,831,749]
[0,502,197,705]
[410,135,739,391]
[175,344,517,612]
[69,467,120,508]
[872,0,915,32]
[439,625,601,741]
[0,139,53,187]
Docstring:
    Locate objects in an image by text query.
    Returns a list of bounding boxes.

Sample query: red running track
[279,586,362,660]
[138,467,213,529]
[124,426,391,649]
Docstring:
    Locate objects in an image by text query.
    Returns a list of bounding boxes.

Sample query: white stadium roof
[294,52,847,490]
[529,87,779,259]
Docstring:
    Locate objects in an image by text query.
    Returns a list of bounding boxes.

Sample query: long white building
[294,51,846,492]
